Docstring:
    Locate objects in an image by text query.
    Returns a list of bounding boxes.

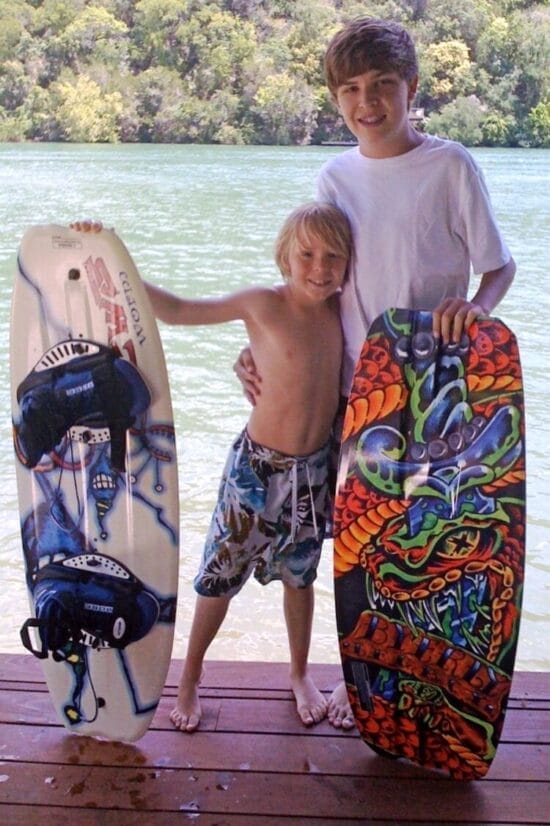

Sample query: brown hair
[275,202,351,279]
[324,17,418,97]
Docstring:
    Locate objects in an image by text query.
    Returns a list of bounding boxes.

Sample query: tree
[0,0,546,146]
[52,73,124,142]
[0,60,32,111]
[481,111,515,146]
[476,16,516,77]
[0,107,30,141]
[412,0,492,51]
[172,7,258,96]
[58,5,129,70]
[283,0,337,85]
[336,0,412,24]
[425,95,485,145]
[21,84,61,140]
[418,40,474,108]
[507,6,549,119]
[0,0,32,61]
[525,102,550,147]
[131,0,200,70]
[252,72,317,144]
[31,0,86,38]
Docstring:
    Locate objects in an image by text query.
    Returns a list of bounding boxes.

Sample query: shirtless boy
[111,202,350,731]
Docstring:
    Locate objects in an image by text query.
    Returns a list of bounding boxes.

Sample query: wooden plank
[0,655,549,824]
[0,654,340,686]
[2,654,548,697]
[1,688,548,746]
[2,680,548,715]
[2,680,548,711]
[0,807,394,826]
[0,721,548,782]
[185,696,550,744]
[0,761,549,822]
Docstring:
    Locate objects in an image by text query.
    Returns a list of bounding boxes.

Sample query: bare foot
[290,673,328,726]
[170,678,202,733]
[327,681,355,730]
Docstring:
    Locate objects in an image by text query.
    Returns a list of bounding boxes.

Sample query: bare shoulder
[240,284,285,319]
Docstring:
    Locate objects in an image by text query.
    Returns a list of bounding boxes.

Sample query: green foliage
[2,0,548,145]
[481,111,515,146]
[525,102,550,147]
[419,40,474,107]
[52,73,124,141]
[425,95,486,145]
[252,72,317,144]
[411,0,492,50]
[58,5,129,68]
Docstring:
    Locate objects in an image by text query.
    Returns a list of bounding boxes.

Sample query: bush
[425,95,485,145]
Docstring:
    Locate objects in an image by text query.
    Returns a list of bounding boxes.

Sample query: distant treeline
[1,0,548,146]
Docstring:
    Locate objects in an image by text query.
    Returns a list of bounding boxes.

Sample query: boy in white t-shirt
[236,17,516,729]
[318,16,515,392]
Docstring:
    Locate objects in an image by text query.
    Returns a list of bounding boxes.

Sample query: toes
[298,701,327,726]
[170,707,200,732]
[298,706,315,726]
[184,714,200,732]
[341,714,355,730]
[170,709,183,728]
[327,707,355,730]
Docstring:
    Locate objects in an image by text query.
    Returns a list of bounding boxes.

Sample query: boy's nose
[360,89,377,106]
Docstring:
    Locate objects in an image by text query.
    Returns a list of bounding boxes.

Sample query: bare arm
[69,220,266,328]
[71,219,268,400]
[433,257,516,343]
[144,281,273,327]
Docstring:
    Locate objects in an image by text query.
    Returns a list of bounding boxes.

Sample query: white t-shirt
[316,134,511,391]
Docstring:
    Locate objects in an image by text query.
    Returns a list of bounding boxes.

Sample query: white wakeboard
[10,225,179,742]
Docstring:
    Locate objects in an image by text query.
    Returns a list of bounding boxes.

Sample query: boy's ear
[407,75,419,105]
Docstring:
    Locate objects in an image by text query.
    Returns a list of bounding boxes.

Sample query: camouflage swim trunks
[194,429,332,597]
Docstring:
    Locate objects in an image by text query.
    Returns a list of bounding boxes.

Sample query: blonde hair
[324,17,418,97]
[275,202,351,279]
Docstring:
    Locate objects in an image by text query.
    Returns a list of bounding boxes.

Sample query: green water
[0,143,548,669]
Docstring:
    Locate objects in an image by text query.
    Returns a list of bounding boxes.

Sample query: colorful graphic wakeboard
[10,225,180,742]
[334,308,525,779]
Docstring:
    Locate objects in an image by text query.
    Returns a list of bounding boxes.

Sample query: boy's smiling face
[334,68,419,159]
[286,232,348,305]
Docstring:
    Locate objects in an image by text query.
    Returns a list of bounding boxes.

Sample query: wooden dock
[0,654,548,824]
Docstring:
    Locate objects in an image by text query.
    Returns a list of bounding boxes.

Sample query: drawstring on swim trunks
[290,459,319,543]
[239,428,322,545]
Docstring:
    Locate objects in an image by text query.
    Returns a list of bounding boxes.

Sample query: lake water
[0,143,548,670]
